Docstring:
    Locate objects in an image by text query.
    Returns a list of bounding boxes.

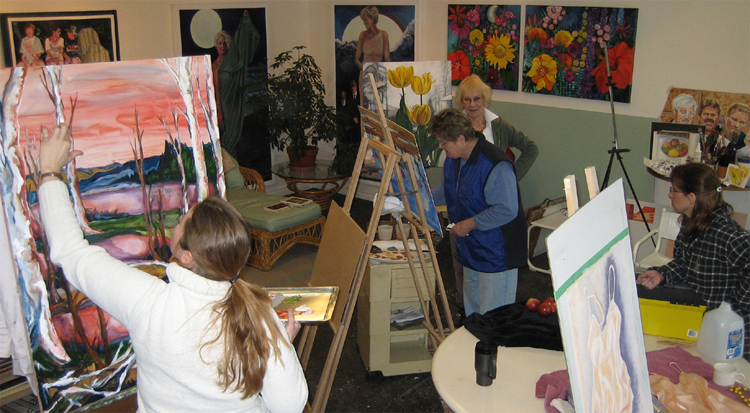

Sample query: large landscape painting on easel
[0,56,221,412]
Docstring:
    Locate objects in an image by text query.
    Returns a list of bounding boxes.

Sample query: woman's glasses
[461,96,483,105]
[669,186,684,194]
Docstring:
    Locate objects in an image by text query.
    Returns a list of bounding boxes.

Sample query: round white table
[431,327,567,412]
[431,327,750,413]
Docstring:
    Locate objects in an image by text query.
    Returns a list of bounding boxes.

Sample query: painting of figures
[447,4,521,91]
[547,180,652,412]
[1,10,120,67]
[362,61,452,168]
[522,6,638,103]
[659,88,750,151]
[0,56,221,412]
[334,5,415,146]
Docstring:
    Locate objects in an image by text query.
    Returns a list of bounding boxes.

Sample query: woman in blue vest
[428,109,527,316]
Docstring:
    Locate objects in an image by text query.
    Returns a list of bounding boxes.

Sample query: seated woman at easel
[637,163,750,359]
[427,109,527,316]
[36,123,306,411]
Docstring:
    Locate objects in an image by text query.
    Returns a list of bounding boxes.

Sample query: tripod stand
[598,46,653,240]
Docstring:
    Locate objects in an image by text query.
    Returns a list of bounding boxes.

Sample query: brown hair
[427,108,476,143]
[455,74,492,110]
[179,197,288,398]
[727,103,750,119]
[700,99,721,116]
[671,163,731,238]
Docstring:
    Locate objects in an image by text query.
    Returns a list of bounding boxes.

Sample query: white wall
[1,0,748,195]
[3,0,747,110]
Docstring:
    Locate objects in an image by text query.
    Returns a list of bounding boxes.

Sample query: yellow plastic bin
[639,298,707,341]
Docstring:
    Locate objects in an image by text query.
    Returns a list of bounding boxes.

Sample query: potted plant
[266,46,337,171]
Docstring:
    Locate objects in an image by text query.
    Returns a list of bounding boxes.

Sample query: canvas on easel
[359,106,443,237]
[547,179,652,412]
[307,72,454,412]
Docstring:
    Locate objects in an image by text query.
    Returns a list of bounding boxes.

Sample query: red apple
[543,296,555,305]
[538,302,553,317]
[526,298,541,312]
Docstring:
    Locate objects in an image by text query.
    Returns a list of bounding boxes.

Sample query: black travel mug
[474,341,497,386]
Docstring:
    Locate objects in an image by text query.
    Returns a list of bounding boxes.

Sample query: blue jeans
[463,267,518,316]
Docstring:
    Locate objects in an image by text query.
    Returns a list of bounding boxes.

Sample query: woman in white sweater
[37,124,307,412]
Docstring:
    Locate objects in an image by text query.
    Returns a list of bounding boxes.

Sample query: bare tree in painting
[158,105,189,215]
[196,58,225,199]
[1,67,70,364]
[161,56,210,202]
[40,66,101,235]
[131,109,169,262]
[22,81,111,370]
[22,129,61,304]
[149,189,170,261]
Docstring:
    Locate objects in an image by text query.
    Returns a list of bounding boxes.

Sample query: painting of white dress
[547,180,652,412]
[362,61,451,168]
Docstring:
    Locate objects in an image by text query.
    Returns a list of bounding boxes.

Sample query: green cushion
[226,187,322,232]
[225,166,245,189]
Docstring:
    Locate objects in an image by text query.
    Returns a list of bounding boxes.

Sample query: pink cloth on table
[535,346,746,413]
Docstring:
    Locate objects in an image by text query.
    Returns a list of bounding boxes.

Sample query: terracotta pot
[287,146,318,172]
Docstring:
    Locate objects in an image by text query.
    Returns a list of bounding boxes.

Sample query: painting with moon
[334,5,415,124]
[175,6,271,179]
[447,4,521,91]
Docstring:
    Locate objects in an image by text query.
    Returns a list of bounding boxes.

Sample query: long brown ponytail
[180,197,288,398]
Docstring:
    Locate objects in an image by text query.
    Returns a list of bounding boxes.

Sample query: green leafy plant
[266,46,337,159]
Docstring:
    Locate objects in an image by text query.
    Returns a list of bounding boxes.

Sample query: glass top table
[271,160,349,211]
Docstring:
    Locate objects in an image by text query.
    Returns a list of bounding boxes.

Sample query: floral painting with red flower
[522,6,638,103]
[447,5,521,91]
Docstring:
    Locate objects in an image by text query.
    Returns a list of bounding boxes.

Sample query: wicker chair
[237,166,325,271]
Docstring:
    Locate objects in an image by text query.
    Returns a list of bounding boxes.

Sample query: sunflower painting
[447,5,521,91]
[522,6,638,103]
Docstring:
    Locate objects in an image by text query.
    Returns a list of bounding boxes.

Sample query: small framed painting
[1,10,119,67]
[649,122,704,164]
[726,164,750,188]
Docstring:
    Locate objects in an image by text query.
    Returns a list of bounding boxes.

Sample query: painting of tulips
[447,4,521,91]
[362,61,451,168]
[0,56,221,411]
[522,6,638,103]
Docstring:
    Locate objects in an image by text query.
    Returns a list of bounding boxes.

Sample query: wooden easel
[307,73,454,412]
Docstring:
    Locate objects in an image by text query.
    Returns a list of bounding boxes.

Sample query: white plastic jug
[697,302,745,364]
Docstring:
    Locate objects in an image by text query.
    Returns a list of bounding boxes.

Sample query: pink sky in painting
[2,57,215,169]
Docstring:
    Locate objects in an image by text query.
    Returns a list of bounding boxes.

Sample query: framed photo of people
[0,10,119,67]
